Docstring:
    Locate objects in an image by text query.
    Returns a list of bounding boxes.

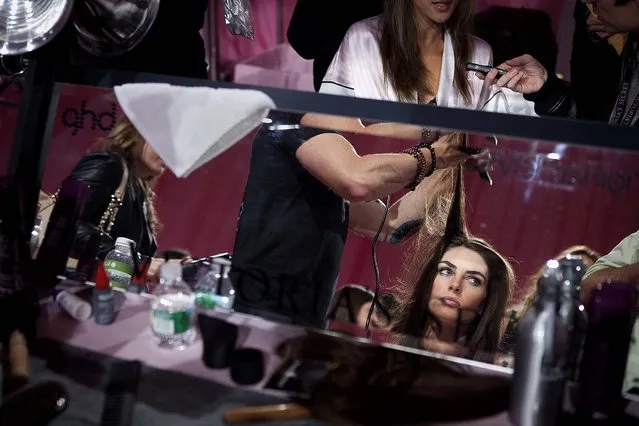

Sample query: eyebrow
[439,260,487,281]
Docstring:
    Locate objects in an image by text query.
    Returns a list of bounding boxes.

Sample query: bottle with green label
[151,262,196,350]
[194,258,234,310]
[103,237,135,290]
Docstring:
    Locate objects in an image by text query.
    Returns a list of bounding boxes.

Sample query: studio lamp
[73,0,160,57]
[0,0,74,56]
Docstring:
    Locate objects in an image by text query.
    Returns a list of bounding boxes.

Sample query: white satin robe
[319,16,537,116]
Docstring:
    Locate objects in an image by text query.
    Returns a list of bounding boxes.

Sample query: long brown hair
[511,245,601,318]
[379,0,474,103]
[393,168,514,354]
[91,115,162,234]
[394,236,514,354]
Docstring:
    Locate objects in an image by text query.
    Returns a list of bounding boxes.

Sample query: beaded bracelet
[423,144,436,177]
[419,128,441,148]
[403,145,436,190]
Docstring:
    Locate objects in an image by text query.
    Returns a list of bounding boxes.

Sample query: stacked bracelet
[419,128,441,148]
[423,144,436,177]
[403,145,436,191]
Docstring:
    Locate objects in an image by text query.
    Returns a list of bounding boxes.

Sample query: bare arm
[300,113,423,141]
[348,177,436,244]
[581,264,639,303]
[580,231,639,304]
[347,134,493,244]
[296,114,471,202]
[295,133,425,202]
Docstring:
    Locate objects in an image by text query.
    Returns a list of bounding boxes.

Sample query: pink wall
[2,85,638,305]
[215,0,566,77]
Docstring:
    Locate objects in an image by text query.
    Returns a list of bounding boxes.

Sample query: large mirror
[37,83,639,371]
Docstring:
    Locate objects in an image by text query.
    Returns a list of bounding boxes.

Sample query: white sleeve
[319,24,360,97]
[583,231,639,280]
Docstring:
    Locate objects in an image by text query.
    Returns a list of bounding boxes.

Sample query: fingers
[466,150,493,173]
[483,63,513,86]
[504,54,533,67]
[483,68,500,85]
[494,68,522,88]
[475,71,486,81]
[506,71,525,90]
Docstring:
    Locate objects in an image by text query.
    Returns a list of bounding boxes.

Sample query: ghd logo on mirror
[60,101,117,136]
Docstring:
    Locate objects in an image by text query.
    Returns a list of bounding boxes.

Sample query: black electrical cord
[365,194,392,330]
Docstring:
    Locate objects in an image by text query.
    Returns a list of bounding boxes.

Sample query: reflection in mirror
[220,109,638,367]
[38,83,254,287]
[228,109,492,330]
[221,106,639,369]
[38,85,639,372]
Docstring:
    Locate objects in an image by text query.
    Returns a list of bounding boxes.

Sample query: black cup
[230,348,265,386]
[197,314,238,369]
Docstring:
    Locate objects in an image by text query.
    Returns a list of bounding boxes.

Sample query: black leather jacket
[69,152,158,259]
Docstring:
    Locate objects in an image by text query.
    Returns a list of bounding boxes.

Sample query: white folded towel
[114,83,276,177]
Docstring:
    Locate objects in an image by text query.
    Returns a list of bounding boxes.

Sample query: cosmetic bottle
[53,289,92,321]
[93,263,115,325]
[151,262,196,349]
[194,257,234,310]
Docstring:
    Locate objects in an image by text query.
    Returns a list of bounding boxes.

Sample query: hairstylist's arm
[348,139,492,243]
[296,133,472,203]
[301,113,424,141]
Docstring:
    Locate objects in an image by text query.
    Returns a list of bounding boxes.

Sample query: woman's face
[429,246,489,325]
[413,0,459,24]
[591,0,639,33]
[139,143,166,177]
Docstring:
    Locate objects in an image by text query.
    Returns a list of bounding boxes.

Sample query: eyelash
[438,267,482,286]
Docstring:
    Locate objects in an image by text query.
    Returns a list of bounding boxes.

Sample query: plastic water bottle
[194,258,234,310]
[151,262,196,349]
[104,237,135,290]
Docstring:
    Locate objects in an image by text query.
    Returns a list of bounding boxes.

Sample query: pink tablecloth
[38,291,306,396]
[37,291,514,426]
[41,290,639,425]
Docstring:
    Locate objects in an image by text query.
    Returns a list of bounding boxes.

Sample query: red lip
[433,1,452,11]
[440,297,461,309]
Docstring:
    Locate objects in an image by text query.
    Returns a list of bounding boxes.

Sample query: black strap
[612,39,639,126]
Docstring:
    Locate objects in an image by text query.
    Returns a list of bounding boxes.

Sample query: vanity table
[29,288,513,425]
[9,287,636,425]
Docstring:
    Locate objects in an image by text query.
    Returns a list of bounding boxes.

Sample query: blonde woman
[69,115,164,259]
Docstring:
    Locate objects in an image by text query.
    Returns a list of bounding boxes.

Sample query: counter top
[36,288,639,426]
